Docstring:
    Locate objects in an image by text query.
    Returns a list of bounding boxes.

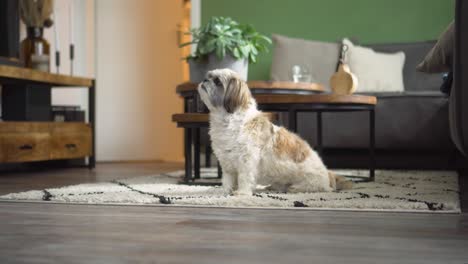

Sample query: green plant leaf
[259,35,272,44]
[180,16,271,63]
[249,53,256,64]
[232,47,241,59]
[250,45,258,55]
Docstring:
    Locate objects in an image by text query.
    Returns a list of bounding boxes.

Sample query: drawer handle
[65,143,77,149]
[19,144,34,150]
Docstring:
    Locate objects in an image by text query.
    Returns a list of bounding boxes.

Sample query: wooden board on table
[255,94,377,105]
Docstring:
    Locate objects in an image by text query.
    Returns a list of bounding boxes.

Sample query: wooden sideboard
[0,122,91,163]
[0,65,95,168]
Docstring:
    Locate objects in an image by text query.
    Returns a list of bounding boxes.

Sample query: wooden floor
[0,162,467,263]
[0,161,183,195]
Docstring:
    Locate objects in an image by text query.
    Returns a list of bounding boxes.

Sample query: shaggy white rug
[0,169,460,212]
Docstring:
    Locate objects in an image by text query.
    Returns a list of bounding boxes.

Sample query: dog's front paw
[223,186,234,195]
[232,189,252,196]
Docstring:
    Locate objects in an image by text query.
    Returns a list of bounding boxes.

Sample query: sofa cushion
[356,90,448,98]
[417,21,454,73]
[367,41,441,92]
[343,38,405,93]
[270,34,340,88]
[297,91,453,150]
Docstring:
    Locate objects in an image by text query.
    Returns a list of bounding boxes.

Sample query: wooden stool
[172,112,278,183]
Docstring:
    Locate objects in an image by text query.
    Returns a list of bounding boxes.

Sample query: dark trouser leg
[88,82,96,169]
[369,109,375,181]
[194,128,200,179]
[184,128,193,182]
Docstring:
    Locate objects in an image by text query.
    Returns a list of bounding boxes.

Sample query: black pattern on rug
[112,180,172,204]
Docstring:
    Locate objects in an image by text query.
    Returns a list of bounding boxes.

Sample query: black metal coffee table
[175,82,377,183]
[255,93,378,182]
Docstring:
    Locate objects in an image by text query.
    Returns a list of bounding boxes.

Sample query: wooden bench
[172,112,278,183]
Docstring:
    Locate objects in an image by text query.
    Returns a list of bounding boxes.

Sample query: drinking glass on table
[291,65,313,83]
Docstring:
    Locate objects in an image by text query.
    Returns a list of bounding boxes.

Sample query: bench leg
[217,161,222,179]
[206,143,211,167]
[194,128,201,179]
[184,128,193,182]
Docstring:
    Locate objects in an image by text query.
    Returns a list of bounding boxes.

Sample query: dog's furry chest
[208,113,263,170]
[209,122,249,162]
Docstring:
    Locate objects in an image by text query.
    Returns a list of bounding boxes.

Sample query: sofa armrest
[450,0,468,156]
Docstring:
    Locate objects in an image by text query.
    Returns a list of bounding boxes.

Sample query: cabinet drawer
[0,122,50,133]
[50,132,91,160]
[0,133,51,162]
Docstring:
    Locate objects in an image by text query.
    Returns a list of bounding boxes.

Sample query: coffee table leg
[288,108,297,133]
[369,109,375,181]
[316,111,323,155]
[206,143,211,167]
[184,98,189,112]
[184,128,193,182]
[194,128,201,179]
[217,161,222,179]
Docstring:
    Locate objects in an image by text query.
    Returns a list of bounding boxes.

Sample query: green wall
[201,0,454,80]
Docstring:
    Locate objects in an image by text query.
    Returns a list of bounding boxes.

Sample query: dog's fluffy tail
[328,171,353,191]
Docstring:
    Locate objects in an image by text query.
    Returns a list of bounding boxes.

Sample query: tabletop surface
[176,80,325,94]
[172,112,278,123]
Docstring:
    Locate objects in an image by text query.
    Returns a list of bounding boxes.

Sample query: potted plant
[181,16,271,82]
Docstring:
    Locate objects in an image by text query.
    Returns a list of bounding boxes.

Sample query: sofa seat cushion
[356,90,448,98]
[297,91,454,150]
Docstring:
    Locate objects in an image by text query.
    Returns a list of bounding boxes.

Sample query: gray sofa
[271,37,456,168]
[306,41,452,149]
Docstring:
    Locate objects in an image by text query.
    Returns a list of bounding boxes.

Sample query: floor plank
[0,202,467,264]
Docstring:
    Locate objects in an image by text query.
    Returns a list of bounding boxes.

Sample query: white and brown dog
[198,69,352,195]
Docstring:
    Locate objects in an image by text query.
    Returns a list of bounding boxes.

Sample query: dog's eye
[213,77,222,86]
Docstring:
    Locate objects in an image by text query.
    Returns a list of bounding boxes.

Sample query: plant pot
[189,54,248,83]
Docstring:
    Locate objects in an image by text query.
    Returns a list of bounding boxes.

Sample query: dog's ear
[224,77,251,113]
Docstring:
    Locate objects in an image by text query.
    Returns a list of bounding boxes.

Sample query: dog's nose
[203,79,208,83]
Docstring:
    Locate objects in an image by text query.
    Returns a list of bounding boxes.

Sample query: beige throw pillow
[343,38,405,93]
[270,34,340,87]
